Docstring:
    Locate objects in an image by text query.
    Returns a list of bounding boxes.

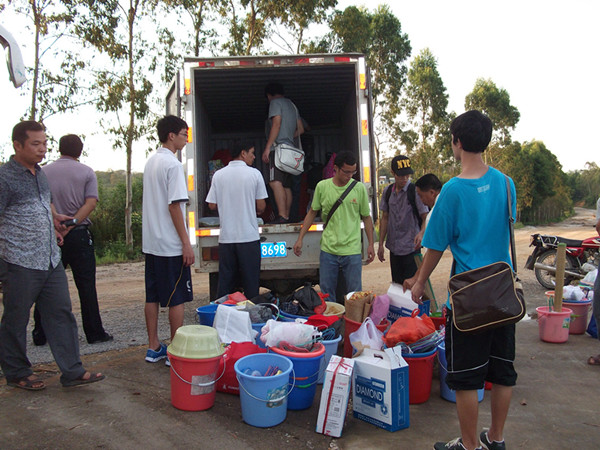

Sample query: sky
[1,0,598,172]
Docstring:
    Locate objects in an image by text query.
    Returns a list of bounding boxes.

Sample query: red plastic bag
[216,342,267,395]
[383,310,435,347]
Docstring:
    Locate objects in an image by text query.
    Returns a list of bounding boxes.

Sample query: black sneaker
[434,438,482,450]
[480,431,506,450]
[269,216,288,224]
[88,333,114,344]
[32,329,47,346]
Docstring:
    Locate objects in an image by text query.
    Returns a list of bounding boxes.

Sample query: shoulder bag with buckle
[274,143,304,175]
[447,175,525,334]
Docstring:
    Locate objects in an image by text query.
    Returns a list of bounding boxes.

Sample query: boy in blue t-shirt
[408,110,517,450]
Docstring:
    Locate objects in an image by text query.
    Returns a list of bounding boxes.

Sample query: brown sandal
[62,371,105,387]
[7,375,46,391]
[587,355,600,365]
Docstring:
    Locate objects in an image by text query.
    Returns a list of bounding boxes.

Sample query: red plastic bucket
[343,316,389,357]
[536,306,572,343]
[168,352,223,411]
[563,301,592,335]
[403,348,437,404]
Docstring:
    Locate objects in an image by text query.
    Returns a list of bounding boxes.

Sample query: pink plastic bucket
[536,306,572,343]
[563,301,592,335]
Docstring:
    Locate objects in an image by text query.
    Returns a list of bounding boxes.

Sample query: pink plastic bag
[369,294,390,326]
[322,153,336,179]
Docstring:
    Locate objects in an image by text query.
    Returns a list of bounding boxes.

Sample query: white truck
[166,53,377,299]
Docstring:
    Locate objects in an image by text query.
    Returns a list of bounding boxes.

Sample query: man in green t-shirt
[293,151,375,303]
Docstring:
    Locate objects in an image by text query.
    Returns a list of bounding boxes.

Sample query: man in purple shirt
[32,134,112,345]
[377,155,429,284]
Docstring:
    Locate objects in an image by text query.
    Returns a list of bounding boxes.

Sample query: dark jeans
[389,251,419,284]
[217,240,261,299]
[34,227,107,342]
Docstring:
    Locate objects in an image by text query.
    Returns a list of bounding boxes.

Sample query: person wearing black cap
[377,155,428,284]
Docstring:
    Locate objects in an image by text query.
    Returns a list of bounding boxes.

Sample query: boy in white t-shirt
[142,115,194,365]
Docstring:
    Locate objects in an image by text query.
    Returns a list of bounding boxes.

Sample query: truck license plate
[261,242,287,258]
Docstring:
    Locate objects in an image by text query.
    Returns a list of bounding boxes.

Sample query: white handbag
[274,143,304,175]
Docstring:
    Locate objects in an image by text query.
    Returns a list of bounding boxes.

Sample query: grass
[96,240,143,265]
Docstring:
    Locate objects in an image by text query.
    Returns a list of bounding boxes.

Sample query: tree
[68,0,156,247]
[465,78,520,165]
[218,0,277,55]
[272,0,337,54]
[7,0,89,124]
[515,141,571,223]
[152,0,220,83]
[310,5,411,169]
[400,48,449,175]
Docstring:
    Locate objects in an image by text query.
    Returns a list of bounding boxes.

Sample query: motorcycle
[525,233,600,289]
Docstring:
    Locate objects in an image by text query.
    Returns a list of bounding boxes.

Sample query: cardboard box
[352,347,409,432]
[316,356,355,437]
[387,282,430,322]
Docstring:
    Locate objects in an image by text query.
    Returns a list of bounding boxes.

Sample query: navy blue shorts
[145,254,193,307]
[445,309,518,390]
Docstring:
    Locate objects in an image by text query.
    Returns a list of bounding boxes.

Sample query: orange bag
[383,310,435,348]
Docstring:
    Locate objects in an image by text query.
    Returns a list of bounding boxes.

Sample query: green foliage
[93,171,143,259]
[503,140,572,224]
[465,78,520,148]
[399,48,449,176]
[565,162,600,208]
[312,5,411,168]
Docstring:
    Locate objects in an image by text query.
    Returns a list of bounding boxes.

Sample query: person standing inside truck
[206,141,268,299]
[377,155,428,284]
[142,115,194,366]
[408,110,517,450]
[32,134,113,346]
[262,82,304,224]
[293,151,375,303]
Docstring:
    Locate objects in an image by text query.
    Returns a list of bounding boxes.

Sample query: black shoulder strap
[384,182,394,205]
[324,179,358,229]
[505,175,517,274]
[407,183,422,227]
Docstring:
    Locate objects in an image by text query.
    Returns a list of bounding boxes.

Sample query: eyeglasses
[178,132,188,138]
[340,168,357,176]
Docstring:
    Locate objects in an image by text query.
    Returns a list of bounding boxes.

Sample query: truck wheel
[534,250,576,290]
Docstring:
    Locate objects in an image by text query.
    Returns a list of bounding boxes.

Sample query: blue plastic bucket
[438,342,484,403]
[279,310,308,322]
[270,344,325,410]
[317,335,342,384]
[196,303,234,327]
[196,304,219,326]
[234,353,293,427]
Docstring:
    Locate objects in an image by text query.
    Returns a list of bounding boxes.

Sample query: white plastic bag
[563,285,585,301]
[582,268,597,285]
[260,319,320,348]
[213,304,256,344]
[349,317,384,357]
